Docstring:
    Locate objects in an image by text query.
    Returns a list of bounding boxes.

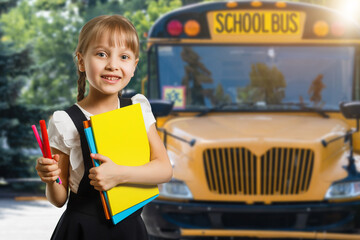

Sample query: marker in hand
[32,121,62,184]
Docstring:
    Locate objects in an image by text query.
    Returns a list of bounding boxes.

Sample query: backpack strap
[119,97,132,108]
[64,105,94,196]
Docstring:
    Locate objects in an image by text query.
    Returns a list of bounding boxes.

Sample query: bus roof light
[251,1,262,7]
[167,20,183,37]
[313,21,329,37]
[275,2,287,8]
[184,20,200,37]
[226,2,238,8]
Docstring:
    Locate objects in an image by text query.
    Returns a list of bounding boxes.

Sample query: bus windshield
[157,45,355,111]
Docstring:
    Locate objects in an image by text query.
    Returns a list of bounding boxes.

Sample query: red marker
[39,120,62,184]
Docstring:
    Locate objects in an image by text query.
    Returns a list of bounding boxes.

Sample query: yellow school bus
[141,1,360,239]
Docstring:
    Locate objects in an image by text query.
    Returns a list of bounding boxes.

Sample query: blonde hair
[74,15,139,101]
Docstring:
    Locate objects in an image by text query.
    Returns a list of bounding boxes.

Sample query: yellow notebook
[90,103,159,222]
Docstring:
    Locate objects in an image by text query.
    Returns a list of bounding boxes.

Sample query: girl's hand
[35,154,61,184]
[88,153,125,191]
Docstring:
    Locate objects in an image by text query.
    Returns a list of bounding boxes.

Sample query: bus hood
[164,114,351,203]
[165,114,348,143]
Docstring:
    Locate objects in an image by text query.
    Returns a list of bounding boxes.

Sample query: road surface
[0,198,64,240]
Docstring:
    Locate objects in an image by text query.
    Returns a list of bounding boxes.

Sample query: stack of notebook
[83,103,159,225]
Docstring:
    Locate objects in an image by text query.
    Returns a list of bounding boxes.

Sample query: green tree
[0,22,48,178]
[247,63,286,104]
[0,1,37,50]
[25,2,83,106]
[180,46,213,106]
[214,84,231,106]
[0,0,83,106]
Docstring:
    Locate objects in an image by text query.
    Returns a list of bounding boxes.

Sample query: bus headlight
[159,179,193,199]
[325,181,360,200]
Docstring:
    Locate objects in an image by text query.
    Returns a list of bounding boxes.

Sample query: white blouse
[48,94,156,194]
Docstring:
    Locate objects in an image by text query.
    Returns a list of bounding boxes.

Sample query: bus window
[157,45,354,111]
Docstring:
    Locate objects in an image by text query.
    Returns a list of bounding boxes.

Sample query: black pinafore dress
[51,98,148,240]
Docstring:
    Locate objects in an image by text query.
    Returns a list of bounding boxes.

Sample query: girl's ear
[132,58,139,77]
[77,52,85,72]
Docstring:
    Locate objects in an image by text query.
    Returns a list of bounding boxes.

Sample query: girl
[35,15,173,240]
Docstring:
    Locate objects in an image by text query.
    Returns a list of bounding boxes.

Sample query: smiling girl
[35,15,172,240]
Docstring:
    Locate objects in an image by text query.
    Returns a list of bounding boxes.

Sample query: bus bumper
[142,199,360,239]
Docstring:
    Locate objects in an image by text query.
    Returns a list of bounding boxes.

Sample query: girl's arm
[89,123,173,191]
[36,147,69,207]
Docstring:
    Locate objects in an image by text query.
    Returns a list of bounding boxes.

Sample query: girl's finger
[38,164,59,172]
[90,153,109,163]
[39,158,56,165]
[88,173,96,180]
[40,169,61,177]
[90,180,100,187]
[52,154,60,162]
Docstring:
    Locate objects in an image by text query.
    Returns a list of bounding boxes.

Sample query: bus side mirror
[340,101,360,119]
[340,101,360,132]
[149,99,174,118]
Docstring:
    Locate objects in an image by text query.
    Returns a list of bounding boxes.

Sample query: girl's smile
[102,75,122,84]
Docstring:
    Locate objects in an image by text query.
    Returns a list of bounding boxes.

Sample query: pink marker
[32,123,62,185]
[31,125,45,156]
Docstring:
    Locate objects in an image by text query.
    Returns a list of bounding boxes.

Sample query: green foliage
[0,41,49,178]
[0,1,83,106]
[80,0,126,22]
[0,1,37,49]
[35,0,66,10]
[214,84,231,105]
[25,4,82,106]
[248,63,286,104]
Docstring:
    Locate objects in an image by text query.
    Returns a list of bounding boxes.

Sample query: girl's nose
[105,58,119,71]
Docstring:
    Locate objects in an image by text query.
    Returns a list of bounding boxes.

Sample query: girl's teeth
[104,77,119,80]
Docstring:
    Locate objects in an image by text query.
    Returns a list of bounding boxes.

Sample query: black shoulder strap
[64,104,94,197]
[64,106,92,170]
[119,97,132,108]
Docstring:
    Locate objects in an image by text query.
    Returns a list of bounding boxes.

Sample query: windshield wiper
[196,106,221,117]
[300,105,329,118]
[276,102,330,118]
[265,102,329,118]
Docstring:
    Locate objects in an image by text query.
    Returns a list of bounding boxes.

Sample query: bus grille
[203,147,314,195]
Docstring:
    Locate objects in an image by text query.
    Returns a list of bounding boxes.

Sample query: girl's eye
[121,55,129,60]
[97,52,107,57]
